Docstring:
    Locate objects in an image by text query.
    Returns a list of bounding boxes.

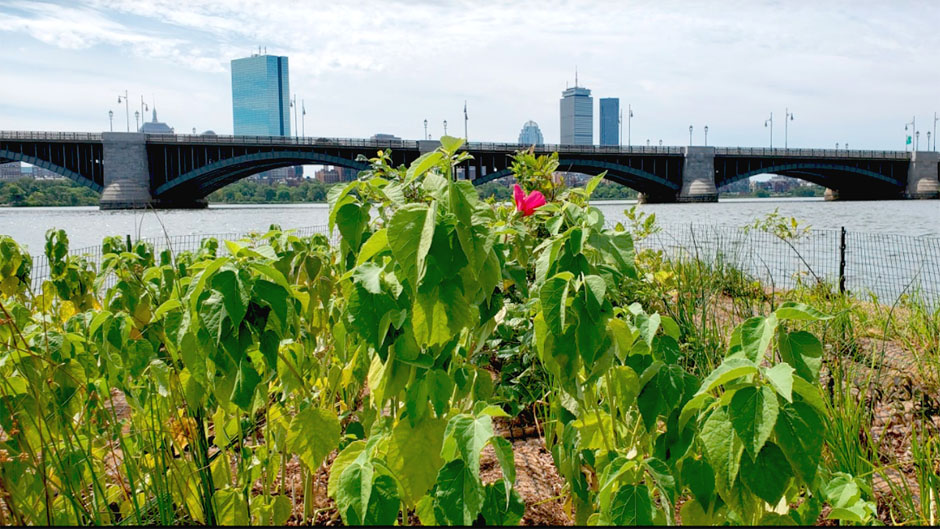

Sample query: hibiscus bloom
[513,184,546,217]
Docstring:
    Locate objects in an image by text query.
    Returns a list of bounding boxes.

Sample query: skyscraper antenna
[575,66,578,88]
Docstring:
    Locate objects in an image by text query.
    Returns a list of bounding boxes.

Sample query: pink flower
[513,184,546,217]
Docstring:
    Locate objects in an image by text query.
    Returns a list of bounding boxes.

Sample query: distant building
[0,161,65,180]
[560,81,593,145]
[371,133,402,141]
[517,120,544,146]
[231,53,291,137]
[599,98,619,146]
[315,165,358,184]
[139,109,174,134]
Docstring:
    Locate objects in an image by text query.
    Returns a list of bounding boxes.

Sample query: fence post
[839,227,846,294]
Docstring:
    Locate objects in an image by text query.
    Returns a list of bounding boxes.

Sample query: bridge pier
[678,146,718,202]
[906,151,940,199]
[99,133,153,210]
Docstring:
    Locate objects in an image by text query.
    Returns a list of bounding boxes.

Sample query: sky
[1,0,939,150]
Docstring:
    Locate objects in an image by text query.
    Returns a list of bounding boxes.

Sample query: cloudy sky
[1,0,938,149]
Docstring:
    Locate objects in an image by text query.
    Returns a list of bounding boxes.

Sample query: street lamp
[704,125,709,146]
[904,116,915,151]
[928,131,933,152]
[192,127,197,135]
[658,139,663,146]
[646,139,650,147]
[628,105,634,146]
[117,90,130,132]
[689,125,693,146]
[424,119,428,140]
[915,131,920,151]
[845,143,849,150]
[785,108,794,148]
[835,142,839,150]
[443,120,448,136]
[289,94,298,139]
[764,112,773,149]
[139,96,149,125]
[108,110,113,132]
[933,112,938,151]
[134,110,140,131]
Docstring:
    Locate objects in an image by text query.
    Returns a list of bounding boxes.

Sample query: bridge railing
[0,131,103,141]
[465,142,685,154]
[144,133,421,150]
[714,147,910,159]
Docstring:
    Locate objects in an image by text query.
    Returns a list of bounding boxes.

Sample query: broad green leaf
[643,457,677,506]
[680,457,715,511]
[329,441,367,498]
[412,282,471,348]
[356,228,389,266]
[609,484,654,525]
[365,474,400,525]
[791,376,826,414]
[427,369,454,416]
[739,442,792,504]
[775,301,831,321]
[608,318,638,361]
[336,455,373,525]
[778,330,823,382]
[700,407,744,494]
[774,401,824,485]
[230,357,261,410]
[732,315,777,364]
[729,385,779,459]
[481,481,525,526]
[489,436,516,491]
[153,298,181,320]
[539,272,574,335]
[432,459,485,526]
[386,417,446,506]
[352,262,383,295]
[439,135,465,154]
[443,413,494,472]
[764,363,795,402]
[287,407,341,471]
[406,151,445,183]
[213,488,249,525]
[582,274,606,317]
[693,356,759,397]
[388,204,431,288]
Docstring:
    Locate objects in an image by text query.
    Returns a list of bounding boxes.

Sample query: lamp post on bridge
[764,112,773,149]
[904,117,915,151]
[134,110,140,132]
[424,119,428,140]
[915,131,920,151]
[689,125,693,146]
[443,120,448,136]
[289,94,298,140]
[139,96,149,128]
[108,110,113,132]
[928,131,932,152]
[933,112,938,151]
[628,105,634,146]
[117,90,130,132]
[704,125,708,146]
[785,108,794,148]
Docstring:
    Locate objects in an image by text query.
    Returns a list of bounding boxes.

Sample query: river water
[0,198,936,255]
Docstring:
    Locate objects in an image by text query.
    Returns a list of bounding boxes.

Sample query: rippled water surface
[0,198,937,255]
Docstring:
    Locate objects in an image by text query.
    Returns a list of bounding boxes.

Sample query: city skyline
[1,1,939,149]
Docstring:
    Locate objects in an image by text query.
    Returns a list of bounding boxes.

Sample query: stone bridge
[0,131,936,209]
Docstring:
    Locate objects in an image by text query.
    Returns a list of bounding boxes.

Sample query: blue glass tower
[231,54,291,136]
[518,120,544,145]
[599,98,619,146]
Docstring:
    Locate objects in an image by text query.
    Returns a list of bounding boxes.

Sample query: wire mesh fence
[27,222,940,306]
[633,223,940,306]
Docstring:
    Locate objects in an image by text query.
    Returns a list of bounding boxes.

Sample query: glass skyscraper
[599,98,619,146]
[231,54,291,136]
[560,85,593,145]
[518,120,544,145]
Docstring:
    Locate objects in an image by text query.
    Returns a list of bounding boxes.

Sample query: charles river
[0,198,937,255]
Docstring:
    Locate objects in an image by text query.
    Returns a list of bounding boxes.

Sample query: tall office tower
[231,53,291,136]
[599,97,619,146]
[560,80,593,145]
[518,120,545,145]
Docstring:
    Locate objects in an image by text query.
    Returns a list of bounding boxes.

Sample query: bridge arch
[718,162,904,191]
[471,157,679,195]
[0,149,102,192]
[154,150,370,199]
